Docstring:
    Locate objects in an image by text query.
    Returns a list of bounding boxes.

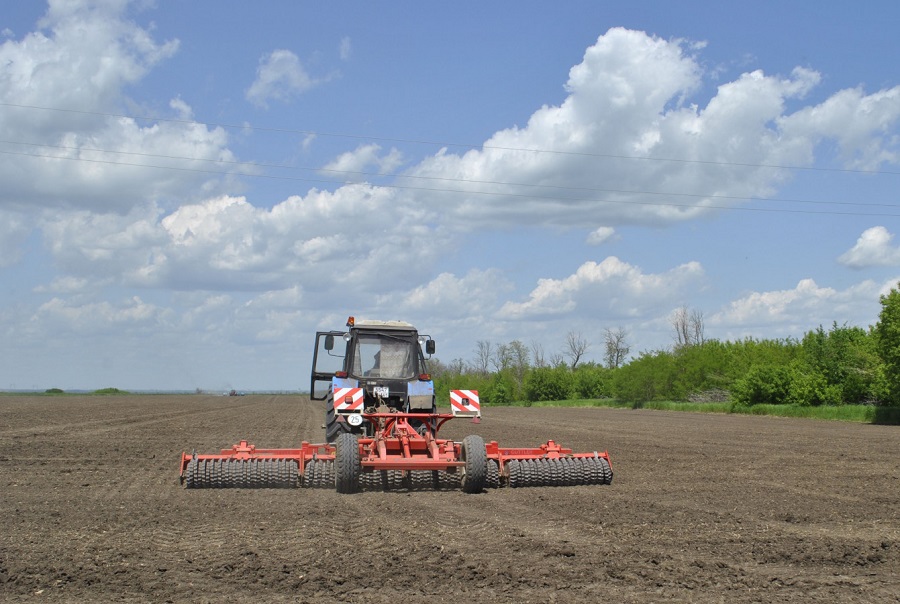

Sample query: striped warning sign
[333,386,364,411]
[450,389,480,416]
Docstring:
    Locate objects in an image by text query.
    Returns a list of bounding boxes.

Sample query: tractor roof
[352,319,417,331]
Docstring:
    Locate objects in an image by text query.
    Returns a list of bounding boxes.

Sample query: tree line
[432,282,900,408]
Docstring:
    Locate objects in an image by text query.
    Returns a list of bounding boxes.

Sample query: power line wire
[2,138,897,210]
[2,101,898,176]
[2,146,898,218]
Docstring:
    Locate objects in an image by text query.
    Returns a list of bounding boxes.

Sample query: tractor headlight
[347,413,364,427]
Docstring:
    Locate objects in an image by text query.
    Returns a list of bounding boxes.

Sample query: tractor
[311,317,437,442]
[179,316,612,492]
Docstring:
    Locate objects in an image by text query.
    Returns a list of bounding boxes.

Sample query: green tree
[874,283,900,404]
[572,362,613,399]
[800,322,881,404]
[671,340,731,400]
[524,365,573,402]
[784,363,842,406]
[726,337,801,378]
[731,364,793,406]
[485,372,515,405]
[612,350,676,403]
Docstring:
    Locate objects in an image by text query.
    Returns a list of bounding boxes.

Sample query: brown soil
[0,394,897,603]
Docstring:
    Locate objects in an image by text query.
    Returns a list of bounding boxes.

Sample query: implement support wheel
[460,434,487,494]
[335,433,361,494]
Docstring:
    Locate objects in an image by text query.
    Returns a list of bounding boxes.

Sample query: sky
[2,1,900,392]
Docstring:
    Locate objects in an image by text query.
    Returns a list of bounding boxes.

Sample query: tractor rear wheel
[460,434,487,494]
[335,433,361,494]
[325,390,351,443]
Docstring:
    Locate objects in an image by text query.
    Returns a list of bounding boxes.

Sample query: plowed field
[0,394,897,603]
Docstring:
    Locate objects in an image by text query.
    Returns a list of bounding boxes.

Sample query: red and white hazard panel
[333,387,363,411]
[450,389,481,417]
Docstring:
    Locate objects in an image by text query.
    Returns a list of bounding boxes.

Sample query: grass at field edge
[492,399,900,425]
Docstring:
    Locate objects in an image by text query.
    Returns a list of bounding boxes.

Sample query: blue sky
[2,1,900,391]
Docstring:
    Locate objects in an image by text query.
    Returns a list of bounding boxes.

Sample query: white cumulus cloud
[839,226,900,268]
[501,257,705,320]
[586,227,616,245]
[7,24,900,299]
[31,295,170,337]
[246,49,324,108]
[709,278,892,338]
[321,144,405,181]
[40,187,449,295]
[409,28,900,231]
[377,269,513,319]
[0,2,240,215]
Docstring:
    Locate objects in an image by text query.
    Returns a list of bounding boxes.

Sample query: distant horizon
[0,388,307,395]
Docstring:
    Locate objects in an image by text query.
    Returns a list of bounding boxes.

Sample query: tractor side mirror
[324,334,334,351]
[425,339,435,355]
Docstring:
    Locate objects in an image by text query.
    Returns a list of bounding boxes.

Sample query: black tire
[325,390,352,443]
[600,456,613,485]
[268,459,300,489]
[486,459,500,489]
[521,459,534,487]
[303,459,323,489]
[183,457,198,488]
[507,459,521,488]
[535,458,550,487]
[572,457,585,485]
[210,459,223,488]
[304,459,333,489]
[549,458,561,486]
[460,434,487,494]
[335,433,361,494]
